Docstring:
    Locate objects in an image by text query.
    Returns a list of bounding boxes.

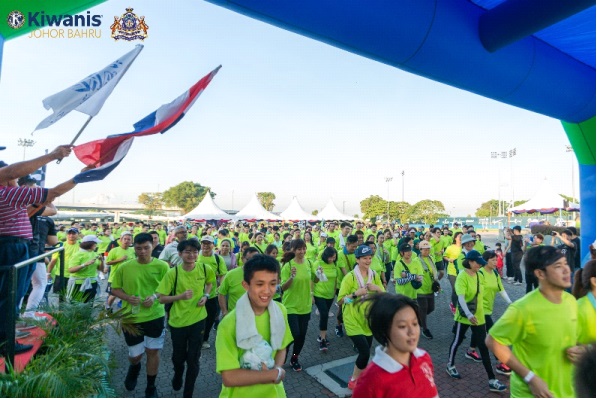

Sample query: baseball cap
[120,231,132,238]
[201,235,214,243]
[465,250,487,265]
[320,233,328,238]
[81,235,102,244]
[418,240,431,249]
[355,245,373,258]
[399,243,412,253]
[461,233,475,245]
[172,225,186,233]
[67,227,79,234]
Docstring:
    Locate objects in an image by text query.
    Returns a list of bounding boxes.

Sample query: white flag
[34,44,143,131]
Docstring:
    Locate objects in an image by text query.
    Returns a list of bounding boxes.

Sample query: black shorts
[123,316,165,347]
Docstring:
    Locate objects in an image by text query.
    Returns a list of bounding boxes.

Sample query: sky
[0,0,580,217]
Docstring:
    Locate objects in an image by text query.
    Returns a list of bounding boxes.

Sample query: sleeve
[155,268,174,296]
[216,255,227,276]
[218,272,230,295]
[280,262,291,285]
[7,186,48,207]
[215,314,241,373]
[206,264,217,286]
[279,304,294,348]
[68,252,81,268]
[111,264,124,289]
[158,245,171,261]
[46,218,57,236]
[107,248,117,263]
[337,272,353,303]
[488,303,526,346]
[374,271,386,292]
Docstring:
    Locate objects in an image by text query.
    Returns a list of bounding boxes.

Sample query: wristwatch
[352,292,358,299]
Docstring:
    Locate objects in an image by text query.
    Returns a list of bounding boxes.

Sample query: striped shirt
[0,185,48,239]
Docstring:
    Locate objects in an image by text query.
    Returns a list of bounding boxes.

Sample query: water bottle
[343,296,354,305]
[131,294,140,314]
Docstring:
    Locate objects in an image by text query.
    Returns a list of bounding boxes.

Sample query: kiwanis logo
[110,8,148,41]
[7,10,25,29]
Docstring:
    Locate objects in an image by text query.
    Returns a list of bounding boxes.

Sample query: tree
[359,195,411,222]
[138,192,164,218]
[257,192,276,211]
[162,181,213,214]
[312,209,319,216]
[475,199,500,217]
[406,200,447,224]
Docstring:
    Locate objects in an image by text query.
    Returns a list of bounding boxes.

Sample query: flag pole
[56,115,93,164]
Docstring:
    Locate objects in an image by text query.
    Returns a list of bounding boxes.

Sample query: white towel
[235,292,285,351]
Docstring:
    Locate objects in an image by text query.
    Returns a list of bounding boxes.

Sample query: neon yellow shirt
[218,267,246,312]
[107,246,136,284]
[394,257,424,299]
[444,244,462,276]
[489,290,578,398]
[577,293,596,344]
[68,250,100,282]
[338,269,385,336]
[156,264,216,328]
[280,259,313,315]
[216,302,294,398]
[454,271,485,325]
[50,241,79,278]
[311,260,337,299]
[197,253,227,299]
[479,268,505,315]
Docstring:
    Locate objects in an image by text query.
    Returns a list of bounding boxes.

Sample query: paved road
[107,233,526,398]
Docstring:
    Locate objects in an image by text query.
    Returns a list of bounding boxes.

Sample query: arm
[486,335,553,398]
[457,294,477,324]
[111,288,141,306]
[498,290,512,304]
[218,293,228,316]
[0,145,71,182]
[221,366,281,388]
[46,178,78,204]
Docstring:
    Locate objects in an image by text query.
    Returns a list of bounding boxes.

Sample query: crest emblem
[110,8,148,41]
[7,10,25,29]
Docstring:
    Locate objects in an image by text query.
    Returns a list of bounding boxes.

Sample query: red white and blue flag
[73,65,221,183]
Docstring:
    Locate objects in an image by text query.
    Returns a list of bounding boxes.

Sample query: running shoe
[202,342,211,349]
[496,363,512,375]
[465,349,482,362]
[328,311,334,317]
[172,371,183,391]
[513,281,522,286]
[145,386,158,398]
[290,356,302,372]
[489,379,508,392]
[422,329,433,339]
[347,378,358,390]
[317,336,323,343]
[319,339,328,352]
[446,365,461,379]
[124,364,141,391]
[335,325,344,338]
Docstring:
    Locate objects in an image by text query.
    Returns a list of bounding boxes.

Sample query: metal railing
[0,246,64,371]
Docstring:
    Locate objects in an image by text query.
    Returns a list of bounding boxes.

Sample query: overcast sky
[0,0,578,216]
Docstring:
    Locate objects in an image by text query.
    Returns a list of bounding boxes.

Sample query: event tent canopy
[182,191,231,221]
[232,194,282,221]
[318,199,354,221]
[280,197,320,221]
[509,179,569,215]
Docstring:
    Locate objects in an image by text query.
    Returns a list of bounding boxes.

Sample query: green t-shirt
[280,259,313,315]
[479,268,504,316]
[474,240,485,254]
[50,241,79,278]
[218,267,246,312]
[338,269,385,336]
[157,229,167,245]
[305,243,318,262]
[216,302,294,398]
[97,236,112,254]
[57,231,66,242]
[489,290,578,398]
[197,253,227,299]
[68,250,100,282]
[454,271,485,325]
[369,256,385,279]
[156,264,216,328]
[111,257,169,324]
[577,293,595,345]
[311,260,337,299]
[107,246,136,283]
[252,242,268,254]
[419,256,438,295]
[394,258,424,299]
[430,237,444,263]
[445,245,462,277]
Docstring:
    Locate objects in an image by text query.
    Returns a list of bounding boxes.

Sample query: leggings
[287,313,311,357]
[25,262,47,311]
[448,322,495,380]
[170,319,205,397]
[384,262,393,287]
[203,297,219,342]
[416,294,435,330]
[505,252,514,278]
[525,272,538,293]
[448,275,457,306]
[314,296,334,331]
[349,334,373,370]
[511,254,523,283]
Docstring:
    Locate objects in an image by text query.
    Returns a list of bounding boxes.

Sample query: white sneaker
[315,308,320,316]
[202,342,211,349]
[328,312,334,317]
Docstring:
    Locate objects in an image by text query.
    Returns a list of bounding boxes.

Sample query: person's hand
[180,289,193,300]
[468,315,478,325]
[416,274,423,282]
[50,145,72,160]
[142,295,156,307]
[566,345,588,364]
[291,266,297,278]
[400,271,407,278]
[127,295,141,306]
[197,296,207,307]
[528,375,554,398]
[356,287,368,296]
[80,164,96,172]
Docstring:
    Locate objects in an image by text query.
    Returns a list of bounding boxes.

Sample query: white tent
[233,194,282,221]
[509,179,568,214]
[182,191,231,221]
[318,199,355,221]
[280,197,320,221]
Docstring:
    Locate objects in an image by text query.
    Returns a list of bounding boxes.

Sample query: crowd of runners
[25,218,596,398]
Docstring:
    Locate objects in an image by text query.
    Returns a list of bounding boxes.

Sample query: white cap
[81,235,102,244]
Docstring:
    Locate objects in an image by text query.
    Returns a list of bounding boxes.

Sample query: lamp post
[385,177,393,221]
[565,145,575,202]
[401,170,405,202]
[508,147,517,210]
[17,138,36,161]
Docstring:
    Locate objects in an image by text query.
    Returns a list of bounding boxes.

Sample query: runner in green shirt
[312,246,338,352]
[216,255,293,398]
[219,247,259,316]
[156,239,215,397]
[105,231,135,310]
[486,246,585,398]
[110,233,169,398]
[67,235,102,303]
